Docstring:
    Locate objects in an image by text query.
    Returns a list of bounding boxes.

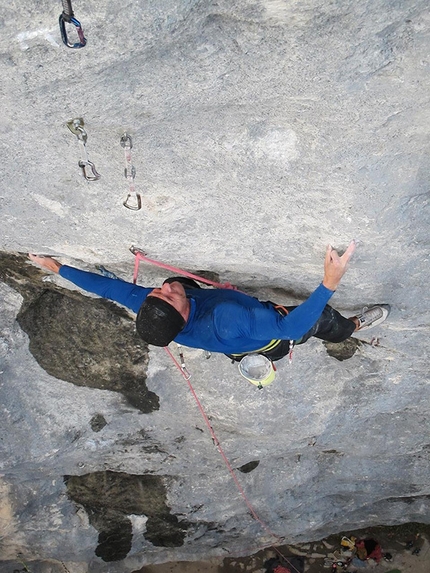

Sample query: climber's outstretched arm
[28,254,151,313]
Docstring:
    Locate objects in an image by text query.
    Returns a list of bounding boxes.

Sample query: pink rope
[132,251,141,284]
[163,346,283,545]
[132,249,301,572]
[131,247,237,289]
[164,347,302,573]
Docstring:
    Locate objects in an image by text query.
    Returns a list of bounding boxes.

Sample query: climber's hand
[322,240,356,291]
[28,254,62,273]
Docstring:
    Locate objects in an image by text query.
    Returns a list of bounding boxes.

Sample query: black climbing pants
[261,305,356,362]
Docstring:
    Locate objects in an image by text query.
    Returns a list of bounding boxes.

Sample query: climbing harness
[66,118,101,181]
[274,305,295,364]
[120,133,142,211]
[59,0,86,48]
[229,304,296,367]
[130,245,237,290]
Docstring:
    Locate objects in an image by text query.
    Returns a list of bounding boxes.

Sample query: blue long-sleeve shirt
[59,266,334,354]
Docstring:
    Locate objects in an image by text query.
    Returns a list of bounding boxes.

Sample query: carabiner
[129,245,147,256]
[124,166,136,180]
[78,160,101,181]
[59,14,86,48]
[123,193,142,211]
[120,134,133,150]
[59,0,86,48]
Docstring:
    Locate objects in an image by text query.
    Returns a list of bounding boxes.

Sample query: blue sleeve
[216,283,334,341]
[59,265,152,314]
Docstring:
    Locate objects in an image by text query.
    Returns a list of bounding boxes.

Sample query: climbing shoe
[353,304,391,331]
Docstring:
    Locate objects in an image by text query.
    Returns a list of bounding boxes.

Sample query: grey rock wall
[1,0,429,571]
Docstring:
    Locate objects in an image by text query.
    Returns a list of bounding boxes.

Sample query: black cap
[163,276,201,289]
[136,297,186,346]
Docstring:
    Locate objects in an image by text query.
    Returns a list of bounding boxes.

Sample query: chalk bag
[238,354,276,388]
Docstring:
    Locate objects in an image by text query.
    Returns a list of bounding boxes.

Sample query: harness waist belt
[229,304,289,359]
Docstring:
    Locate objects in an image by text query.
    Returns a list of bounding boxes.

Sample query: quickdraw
[66,118,101,181]
[59,0,86,48]
[120,133,142,211]
[176,344,191,380]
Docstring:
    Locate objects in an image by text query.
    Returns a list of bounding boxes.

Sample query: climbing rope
[164,345,283,540]
[165,341,304,573]
[130,245,237,289]
[132,249,303,572]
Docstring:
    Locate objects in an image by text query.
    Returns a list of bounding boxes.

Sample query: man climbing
[28,241,389,362]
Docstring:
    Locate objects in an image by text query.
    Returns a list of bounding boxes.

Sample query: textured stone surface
[0,0,429,571]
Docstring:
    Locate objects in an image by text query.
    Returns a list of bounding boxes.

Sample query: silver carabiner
[129,245,147,256]
[120,134,133,150]
[78,160,101,181]
[123,193,142,211]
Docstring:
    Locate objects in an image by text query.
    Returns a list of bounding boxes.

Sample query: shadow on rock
[323,338,361,361]
[64,471,189,561]
[0,251,158,413]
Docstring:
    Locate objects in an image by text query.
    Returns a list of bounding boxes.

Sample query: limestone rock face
[1,0,429,571]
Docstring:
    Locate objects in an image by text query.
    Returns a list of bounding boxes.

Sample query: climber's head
[136,281,190,346]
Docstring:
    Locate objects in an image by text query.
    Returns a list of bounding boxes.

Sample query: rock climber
[28,242,389,362]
